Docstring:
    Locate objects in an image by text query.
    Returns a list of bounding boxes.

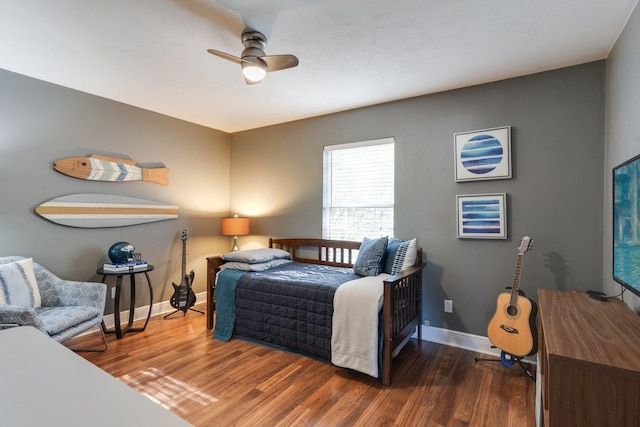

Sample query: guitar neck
[181,239,187,278]
[510,253,524,305]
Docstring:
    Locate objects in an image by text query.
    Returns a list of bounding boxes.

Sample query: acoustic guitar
[487,236,538,357]
[169,230,196,313]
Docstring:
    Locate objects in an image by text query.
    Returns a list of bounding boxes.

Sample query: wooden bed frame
[206,238,425,386]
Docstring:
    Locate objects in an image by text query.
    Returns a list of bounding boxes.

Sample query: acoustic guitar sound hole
[507,305,518,316]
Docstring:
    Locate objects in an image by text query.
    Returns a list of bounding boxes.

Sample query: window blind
[323,138,394,241]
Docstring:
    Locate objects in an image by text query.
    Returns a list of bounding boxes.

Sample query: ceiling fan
[207,28,299,85]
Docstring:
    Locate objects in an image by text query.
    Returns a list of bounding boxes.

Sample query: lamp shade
[221,217,250,236]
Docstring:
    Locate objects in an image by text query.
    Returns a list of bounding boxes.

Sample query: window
[323,138,394,241]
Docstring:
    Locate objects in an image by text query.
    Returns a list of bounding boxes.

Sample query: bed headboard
[269,238,423,269]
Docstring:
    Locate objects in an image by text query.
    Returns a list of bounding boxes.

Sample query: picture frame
[456,193,507,239]
[454,126,511,182]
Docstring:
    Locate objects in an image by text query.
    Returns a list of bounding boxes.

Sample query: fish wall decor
[54,154,169,185]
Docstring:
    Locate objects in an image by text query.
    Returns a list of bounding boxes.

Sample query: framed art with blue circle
[454,126,511,182]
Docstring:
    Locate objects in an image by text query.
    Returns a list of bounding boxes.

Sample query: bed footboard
[382,262,425,386]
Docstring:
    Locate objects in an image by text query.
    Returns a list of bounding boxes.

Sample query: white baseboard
[101,291,207,329]
[417,324,537,364]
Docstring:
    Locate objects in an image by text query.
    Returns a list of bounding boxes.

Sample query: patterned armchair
[0,256,107,351]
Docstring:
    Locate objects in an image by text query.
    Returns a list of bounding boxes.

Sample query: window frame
[322,137,395,241]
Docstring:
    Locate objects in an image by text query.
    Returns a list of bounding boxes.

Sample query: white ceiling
[1,0,637,133]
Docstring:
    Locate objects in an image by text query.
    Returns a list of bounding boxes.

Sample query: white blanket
[331,273,389,378]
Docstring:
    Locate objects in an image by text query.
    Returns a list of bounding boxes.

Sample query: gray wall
[230,62,605,335]
[605,5,640,313]
[1,60,607,335]
[0,69,231,313]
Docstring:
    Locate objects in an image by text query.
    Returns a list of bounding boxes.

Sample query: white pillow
[221,248,292,264]
[221,259,292,272]
[0,258,41,308]
[401,238,418,270]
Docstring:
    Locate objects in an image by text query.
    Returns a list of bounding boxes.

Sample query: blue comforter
[213,262,359,361]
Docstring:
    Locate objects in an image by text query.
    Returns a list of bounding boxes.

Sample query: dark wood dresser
[537,289,640,426]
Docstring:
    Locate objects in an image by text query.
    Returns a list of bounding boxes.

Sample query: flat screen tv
[613,153,640,297]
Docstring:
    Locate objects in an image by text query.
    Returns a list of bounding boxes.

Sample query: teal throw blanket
[212,268,245,341]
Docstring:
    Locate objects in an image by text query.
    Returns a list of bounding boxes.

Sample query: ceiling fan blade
[261,54,299,72]
[207,49,245,65]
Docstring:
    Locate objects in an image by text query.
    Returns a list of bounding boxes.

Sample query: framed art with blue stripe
[454,126,511,182]
[456,193,507,239]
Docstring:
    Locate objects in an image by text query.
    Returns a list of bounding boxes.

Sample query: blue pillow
[384,238,417,275]
[353,236,388,276]
[383,238,403,274]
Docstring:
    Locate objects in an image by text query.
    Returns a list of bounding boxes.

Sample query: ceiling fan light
[242,60,267,83]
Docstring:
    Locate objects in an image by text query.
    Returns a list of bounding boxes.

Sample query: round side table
[98,265,154,339]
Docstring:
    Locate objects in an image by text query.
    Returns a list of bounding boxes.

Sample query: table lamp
[221,215,250,251]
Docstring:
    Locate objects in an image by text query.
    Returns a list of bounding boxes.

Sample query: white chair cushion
[36,306,101,336]
[0,258,41,308]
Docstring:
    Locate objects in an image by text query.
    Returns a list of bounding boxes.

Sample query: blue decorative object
[456,193,507,239]
[108,242,135,264]
[500,351,516,367]
[454,126,511,182]
[460,134,504,175]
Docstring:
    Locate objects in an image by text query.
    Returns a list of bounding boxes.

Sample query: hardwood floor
[68,304,536,426]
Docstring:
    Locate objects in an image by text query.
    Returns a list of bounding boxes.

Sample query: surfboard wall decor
[54,154,169,185]
[35,193,179,228]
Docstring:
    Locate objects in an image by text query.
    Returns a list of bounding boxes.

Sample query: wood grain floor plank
[67,304,536,426]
